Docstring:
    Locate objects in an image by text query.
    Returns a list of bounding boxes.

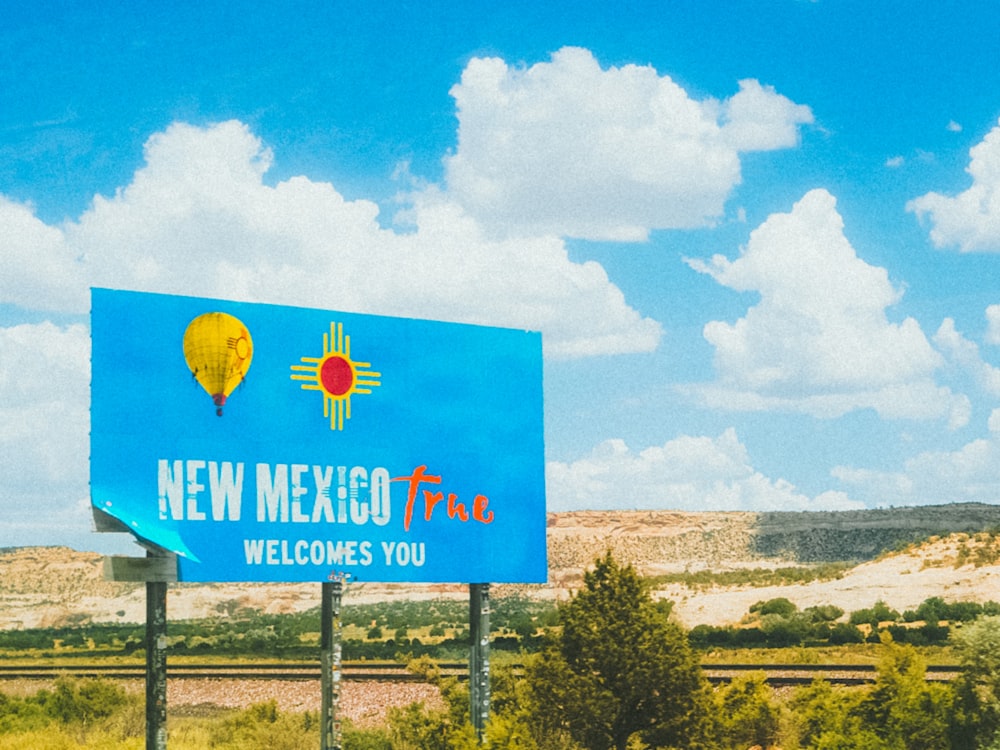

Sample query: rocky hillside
[547,503,1000,575]
[751,503,1000,561]
[5,503,1000,629]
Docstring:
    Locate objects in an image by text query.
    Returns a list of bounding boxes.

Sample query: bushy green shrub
[648,563,850,589]
[207,700,315,749]
[805,604,845,622]
[0,678,143,748]
[849,600,900,627]
[828,622,865,644]
[858,638,953,749]
[751,596,797,618]
[760,613,811,647]
[46,677,132,725]
[950,615,1000,747]
[0,689,49,734]
[789,677,867,747]
[904,596,1000,624]
[688,623,733,648]
[715,672,782,749]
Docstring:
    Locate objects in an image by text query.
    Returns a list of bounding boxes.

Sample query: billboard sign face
[90,289,547,583]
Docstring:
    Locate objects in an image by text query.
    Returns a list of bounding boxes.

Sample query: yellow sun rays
[290,322,381,430]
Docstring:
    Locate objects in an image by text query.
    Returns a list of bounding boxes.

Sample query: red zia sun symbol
[290,322,381,430]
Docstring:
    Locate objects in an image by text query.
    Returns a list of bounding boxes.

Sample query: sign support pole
[469,583,491,743]
[321,579,345,750]
[145,568,168,750]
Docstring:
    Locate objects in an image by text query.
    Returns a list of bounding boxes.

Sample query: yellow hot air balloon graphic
[183,312,253,416]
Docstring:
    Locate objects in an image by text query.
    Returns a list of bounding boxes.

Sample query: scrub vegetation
[7,554,1000,748]
[646,562,852,590]
[0,595,558,661]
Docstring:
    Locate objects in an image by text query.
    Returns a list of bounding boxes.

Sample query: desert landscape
[5,504,1000,630]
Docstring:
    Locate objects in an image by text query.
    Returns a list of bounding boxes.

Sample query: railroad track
[0,662,962,686]
[701,663,961,686]
[0,661,454,682]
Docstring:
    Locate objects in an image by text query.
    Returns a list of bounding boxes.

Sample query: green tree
[950,615,1000,747]
[759,612,810,647]
[789,677,864,748]
[804,604,844,623]
[828,622,865,645]
[751,596,797,618]
[714,672,781,749]
[526,552,715,750]
[849,600,900,628]
[856,637,952,750]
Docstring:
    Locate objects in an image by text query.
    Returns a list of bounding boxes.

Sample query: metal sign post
[94,525,177,750]
[146,575,168,750]
[469,583,491,742]
[321,576,347,750]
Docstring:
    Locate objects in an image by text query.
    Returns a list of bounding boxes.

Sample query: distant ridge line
[547,503,1000,566]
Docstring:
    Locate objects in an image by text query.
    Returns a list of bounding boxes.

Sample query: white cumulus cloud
[833,425,1000,507]
[546,428,862,512]
[0,196,84,312]
[719,79,814,152]
[685,188,967,424]
[986,304,1000,345]
[933,318,1000,396]
[445,47,812,241]
[0,120,661,359]
[908,119,1000,251]
[0,322,91,534]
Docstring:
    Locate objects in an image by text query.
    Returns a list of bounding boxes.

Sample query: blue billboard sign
[90,289,547,583]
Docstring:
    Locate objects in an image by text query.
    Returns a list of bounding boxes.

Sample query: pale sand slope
[662,546,1000,627]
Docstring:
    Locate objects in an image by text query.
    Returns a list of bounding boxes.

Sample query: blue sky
[4,1,1000,553]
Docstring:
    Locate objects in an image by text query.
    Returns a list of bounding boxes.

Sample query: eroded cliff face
[752,503,1000,561]
[0,547,139,629]
[546,503,1000,573]
[546,511,763,577]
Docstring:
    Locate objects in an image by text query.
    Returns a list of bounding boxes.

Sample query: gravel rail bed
[168,678,446,726]
[2,678,445,728]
